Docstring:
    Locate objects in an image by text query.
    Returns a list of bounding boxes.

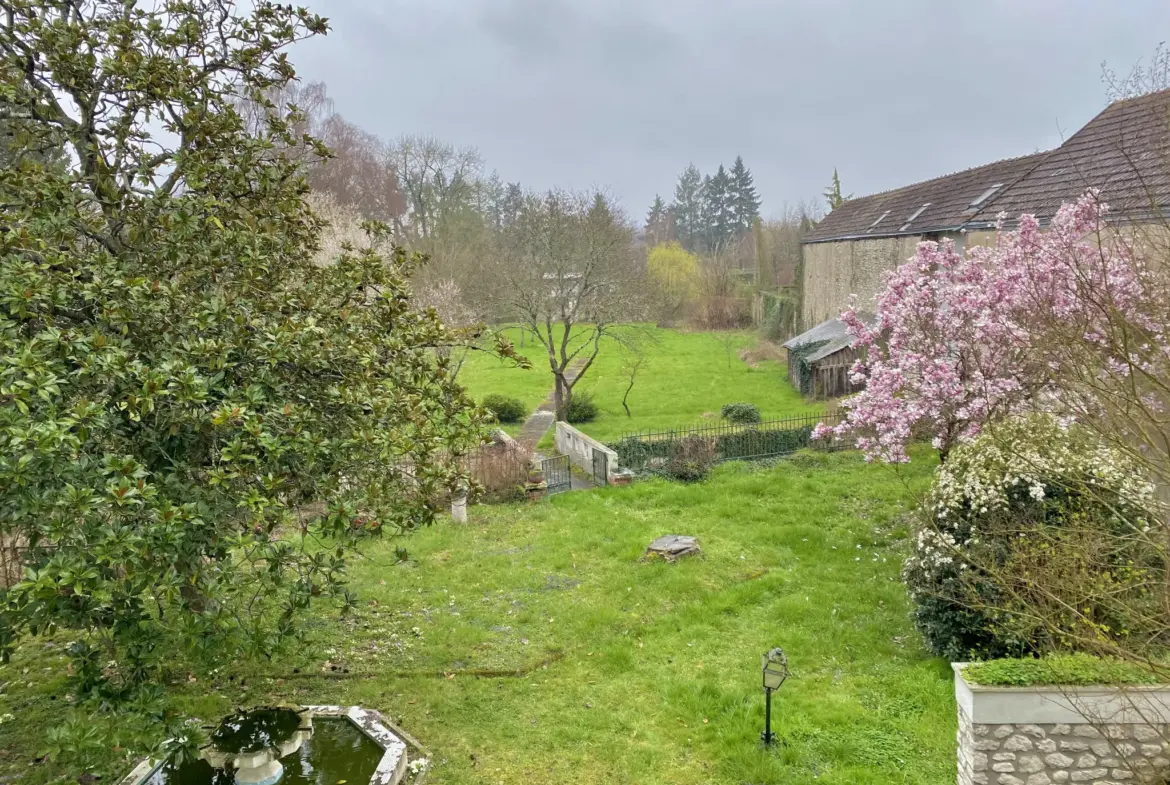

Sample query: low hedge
[716,425,813,460]
[613,422,818,474]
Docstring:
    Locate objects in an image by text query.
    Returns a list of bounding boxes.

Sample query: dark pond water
[147,718,383,785]
[210,708,304,755]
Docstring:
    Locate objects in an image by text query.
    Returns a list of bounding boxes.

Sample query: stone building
[800,88,1170,327]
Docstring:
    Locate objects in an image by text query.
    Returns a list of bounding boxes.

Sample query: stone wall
[955,665,1170,785]
[800,230,995,327]
[800,235,921,326]
[958,711,1170,785]
[554,422,618,479]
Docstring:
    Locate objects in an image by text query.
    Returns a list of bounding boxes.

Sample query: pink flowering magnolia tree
[815,191,1167,466]
[1015,195,1170,491]
[811,234,1036,463]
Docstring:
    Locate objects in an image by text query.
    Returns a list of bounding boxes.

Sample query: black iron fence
[542,454,572,495]
[611,411,844,474]
[592,448,609,487]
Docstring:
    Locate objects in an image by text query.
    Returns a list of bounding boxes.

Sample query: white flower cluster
[906,415,1158,591]
[929,416,1155,520]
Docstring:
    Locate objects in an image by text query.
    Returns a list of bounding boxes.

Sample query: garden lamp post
[760,647,789,746]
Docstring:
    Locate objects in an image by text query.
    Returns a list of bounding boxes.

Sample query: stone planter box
[954,663,1170,785]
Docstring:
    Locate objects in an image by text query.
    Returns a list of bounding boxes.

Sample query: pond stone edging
[304,705,408,785]
[117,705,412,785]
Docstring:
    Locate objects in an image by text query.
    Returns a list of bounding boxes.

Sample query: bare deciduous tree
[618,329,657,417]
[1103,41,1170,101]
[234,80,405,222]
[491,190,646,420]
[386,134,483,242]
[761,201,821,289]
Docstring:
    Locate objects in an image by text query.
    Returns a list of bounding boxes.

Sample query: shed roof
[804,88,1170,243]
[784,314,872,363]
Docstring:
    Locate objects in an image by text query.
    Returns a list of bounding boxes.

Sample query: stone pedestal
[202,710,313,785]
[235,759,283,785]
[451,493,468,523]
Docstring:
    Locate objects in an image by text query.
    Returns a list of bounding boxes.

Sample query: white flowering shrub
[904,416,1162,660]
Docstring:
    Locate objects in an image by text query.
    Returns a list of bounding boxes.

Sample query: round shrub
[665,435,718,482]
[482,394,527,424]
[720,402,761,424]
[904,416,1162,661]
[566,391,598,424]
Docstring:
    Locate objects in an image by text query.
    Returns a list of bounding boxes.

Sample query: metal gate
[592,448,609,487]
[542,454,571,496]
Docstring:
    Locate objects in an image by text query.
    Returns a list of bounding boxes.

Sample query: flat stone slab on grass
[646,535,701,560]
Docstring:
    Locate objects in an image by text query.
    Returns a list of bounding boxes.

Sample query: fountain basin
[119,706,414,785]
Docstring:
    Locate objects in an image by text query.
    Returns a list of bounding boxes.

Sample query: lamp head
[761,647,789,691]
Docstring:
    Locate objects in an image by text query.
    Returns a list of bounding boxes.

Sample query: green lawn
[459,326,821,442]
[0,450,955,785]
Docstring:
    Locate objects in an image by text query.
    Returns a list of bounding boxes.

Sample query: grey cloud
[294,0,1170,219]
[476,0,676,70]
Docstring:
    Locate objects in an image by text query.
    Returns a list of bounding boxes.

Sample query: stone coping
[954,663,1170,725]
[118,705,414,785]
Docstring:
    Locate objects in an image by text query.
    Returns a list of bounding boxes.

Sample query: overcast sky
[293,0,1170,220]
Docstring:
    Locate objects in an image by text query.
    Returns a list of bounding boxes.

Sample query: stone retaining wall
[554,422,618,480]
[958,712,1170,784]
[955,665,1170,785]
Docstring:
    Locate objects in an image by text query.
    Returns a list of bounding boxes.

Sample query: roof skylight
[899,203,931,231]
[866,210,891,231]
[967,184,1005,209]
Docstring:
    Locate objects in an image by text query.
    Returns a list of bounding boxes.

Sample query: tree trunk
[622,371,638,417]
[561,381,573,422]
[553,373,567,422]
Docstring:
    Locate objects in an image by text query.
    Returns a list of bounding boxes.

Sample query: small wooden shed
[783,314,872,399]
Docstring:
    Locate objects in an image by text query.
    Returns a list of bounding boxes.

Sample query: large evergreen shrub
[0,2,502,700]
[904,417,1162,661]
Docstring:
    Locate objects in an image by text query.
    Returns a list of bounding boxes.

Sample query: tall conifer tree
[645,194,671,244]
[671,164,704,251]
[702,164,735,252]
[729,155,761,232]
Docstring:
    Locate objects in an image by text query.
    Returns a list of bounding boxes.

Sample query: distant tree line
[643,157,762,253]
[235,81,651,418]
[236,81,831,341]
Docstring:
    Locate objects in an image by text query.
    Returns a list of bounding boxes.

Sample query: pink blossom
[817,190,1160,463]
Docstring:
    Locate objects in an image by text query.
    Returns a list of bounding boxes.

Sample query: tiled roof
[804,88,1170,243]
[968,88,1170,227]
[802,154,1045,243]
